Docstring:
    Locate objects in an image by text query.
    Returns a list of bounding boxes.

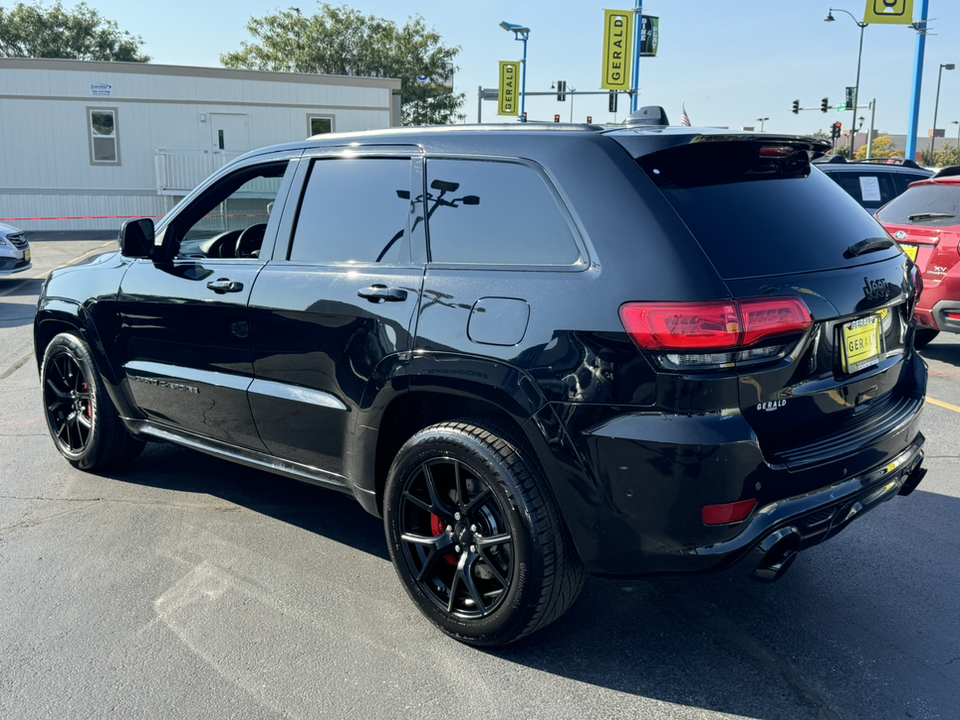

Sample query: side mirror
[119,218,155,258]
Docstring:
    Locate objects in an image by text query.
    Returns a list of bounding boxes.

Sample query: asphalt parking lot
[1,234,958,720]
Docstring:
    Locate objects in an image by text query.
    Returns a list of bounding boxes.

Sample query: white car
[0,222,31,276]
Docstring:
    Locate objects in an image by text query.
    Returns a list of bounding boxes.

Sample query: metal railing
[154,149,242,196]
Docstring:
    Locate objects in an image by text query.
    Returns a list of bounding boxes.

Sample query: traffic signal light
[835,121,842,139]
[792,99,800,114]
[587,116,593,124]
[554,114,561,123]
[557,80,566,102]
[830,121,843,139]
[821,97,829,113]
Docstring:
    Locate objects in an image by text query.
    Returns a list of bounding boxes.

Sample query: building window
[88,108,120,164]
[307,115,334,137]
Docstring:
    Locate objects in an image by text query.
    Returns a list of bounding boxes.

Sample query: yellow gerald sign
[863,0,914,24]
[601,9,633,91]
[498,61,520,116]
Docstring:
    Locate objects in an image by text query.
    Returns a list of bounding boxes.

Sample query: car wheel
[384,418,585,646]
[41,333,144,471]
[914,328,939,349]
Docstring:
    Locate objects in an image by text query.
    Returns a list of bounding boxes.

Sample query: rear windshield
[876,184,960,227]
[629,141,900,279]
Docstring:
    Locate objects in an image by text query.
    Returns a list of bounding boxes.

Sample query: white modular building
[0,58,401,230]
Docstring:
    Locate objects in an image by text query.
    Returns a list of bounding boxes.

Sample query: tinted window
[424,159,581,265]
[876,184,960,227]
[634,142,900,279]
[828,171,898,208]
[290,158,411,264]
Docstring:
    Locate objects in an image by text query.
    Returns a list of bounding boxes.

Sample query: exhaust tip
[750,527,801,584]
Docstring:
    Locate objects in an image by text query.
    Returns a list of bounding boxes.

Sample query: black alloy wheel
[384,418,585,646]
[44,347,93,455]
[41,333,144,471]
[398,455,514,619]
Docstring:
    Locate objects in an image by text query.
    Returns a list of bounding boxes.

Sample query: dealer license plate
[24,249,30,263]
[901,245,918,262]
[842,314,884,373]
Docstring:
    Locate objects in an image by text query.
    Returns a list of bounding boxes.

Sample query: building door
[210,113,249,152]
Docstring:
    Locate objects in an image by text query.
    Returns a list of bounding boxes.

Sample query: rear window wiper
[907,212,955,221]
[845,237,894,258]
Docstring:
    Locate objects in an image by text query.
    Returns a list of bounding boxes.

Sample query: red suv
[877,172,960,347]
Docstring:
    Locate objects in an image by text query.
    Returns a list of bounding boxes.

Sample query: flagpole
[630,0,642,113]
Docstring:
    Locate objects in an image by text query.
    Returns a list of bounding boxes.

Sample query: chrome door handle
[207,278,244,293]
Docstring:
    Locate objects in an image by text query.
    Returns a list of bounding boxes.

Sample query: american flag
[680,103,691,127]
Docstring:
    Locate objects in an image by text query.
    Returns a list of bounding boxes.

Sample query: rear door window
[290,157,413,264]
[829,171,898,207]
[629,141,901,279]
[422,158,582,266]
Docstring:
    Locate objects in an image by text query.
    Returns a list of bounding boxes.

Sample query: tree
[221,3,465,126]
[934,143,960,168]
[855,136,900,161]
[0,1,148,62]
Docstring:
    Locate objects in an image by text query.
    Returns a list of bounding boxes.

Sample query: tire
[41,333,144,471]
[914,328,939,349]
[383,417,586,646]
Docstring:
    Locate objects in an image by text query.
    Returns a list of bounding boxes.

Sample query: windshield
[876,184,960,227]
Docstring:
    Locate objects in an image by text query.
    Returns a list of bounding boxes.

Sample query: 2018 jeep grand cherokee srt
[35,112,928,646]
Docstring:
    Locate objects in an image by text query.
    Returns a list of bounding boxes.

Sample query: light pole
[757,117,769,132]
[500,21,530,122]
[953,120,960,148]
[825,8,866,158]
[929,63,955,161]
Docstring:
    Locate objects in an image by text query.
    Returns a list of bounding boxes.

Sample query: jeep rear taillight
[620,298,812,370]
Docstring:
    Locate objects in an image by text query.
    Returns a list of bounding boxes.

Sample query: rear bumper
[550,361,926,577]
[916,274,960,332]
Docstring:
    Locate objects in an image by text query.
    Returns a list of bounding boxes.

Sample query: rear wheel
[384,418,585,646]
[41,333,144,471]
[914,328,939,349]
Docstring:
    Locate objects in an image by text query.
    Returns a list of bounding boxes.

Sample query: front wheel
[41,333,144,471]
[384,418,585,646]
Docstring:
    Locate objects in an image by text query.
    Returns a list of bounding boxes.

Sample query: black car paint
[35,125,927,579]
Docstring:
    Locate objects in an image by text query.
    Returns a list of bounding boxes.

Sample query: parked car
[877,172,960,347]
[816,157,933,212]
[0,222,31,276]
[34,112,928,646]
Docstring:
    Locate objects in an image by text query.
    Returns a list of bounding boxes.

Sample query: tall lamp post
[953,120,960,148]
[500,21,530,122]
[825,8,866,158]
[757,117,769,132]
[929,63,955,161]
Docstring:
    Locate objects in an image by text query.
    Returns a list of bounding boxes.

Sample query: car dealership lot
[1,237,959,720]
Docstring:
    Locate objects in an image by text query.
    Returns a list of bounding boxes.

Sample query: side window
[172,161,290,259]
[88,108,119,165]
[289,158,412,264]
[307,116,334,136]
[424,159,581,265]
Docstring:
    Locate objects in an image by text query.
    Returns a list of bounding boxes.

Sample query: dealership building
[0,58,401,231]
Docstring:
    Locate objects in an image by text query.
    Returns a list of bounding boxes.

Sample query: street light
[757,117,769,132]
[953,120,960,148]
[825,8,866,158]
[500,21,530,123]
[929,63,955,161]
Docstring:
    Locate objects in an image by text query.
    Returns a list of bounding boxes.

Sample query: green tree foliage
[0,1,149,62]
[933,143,960,168]
[221,3,465,126]
[855,136,900,160]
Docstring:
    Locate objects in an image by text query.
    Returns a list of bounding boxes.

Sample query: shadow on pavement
[109,442,389,562]
[920,337,960,366]
[0,277,45,298]
[103,441,958,719]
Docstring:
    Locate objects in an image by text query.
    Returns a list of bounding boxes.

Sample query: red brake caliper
[431,515,457,565]
[82,382,92,419]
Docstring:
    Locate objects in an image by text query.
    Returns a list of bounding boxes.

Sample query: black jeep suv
[35,114,928,646]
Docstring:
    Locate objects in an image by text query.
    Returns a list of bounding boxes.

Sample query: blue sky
[87,0,960,141]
